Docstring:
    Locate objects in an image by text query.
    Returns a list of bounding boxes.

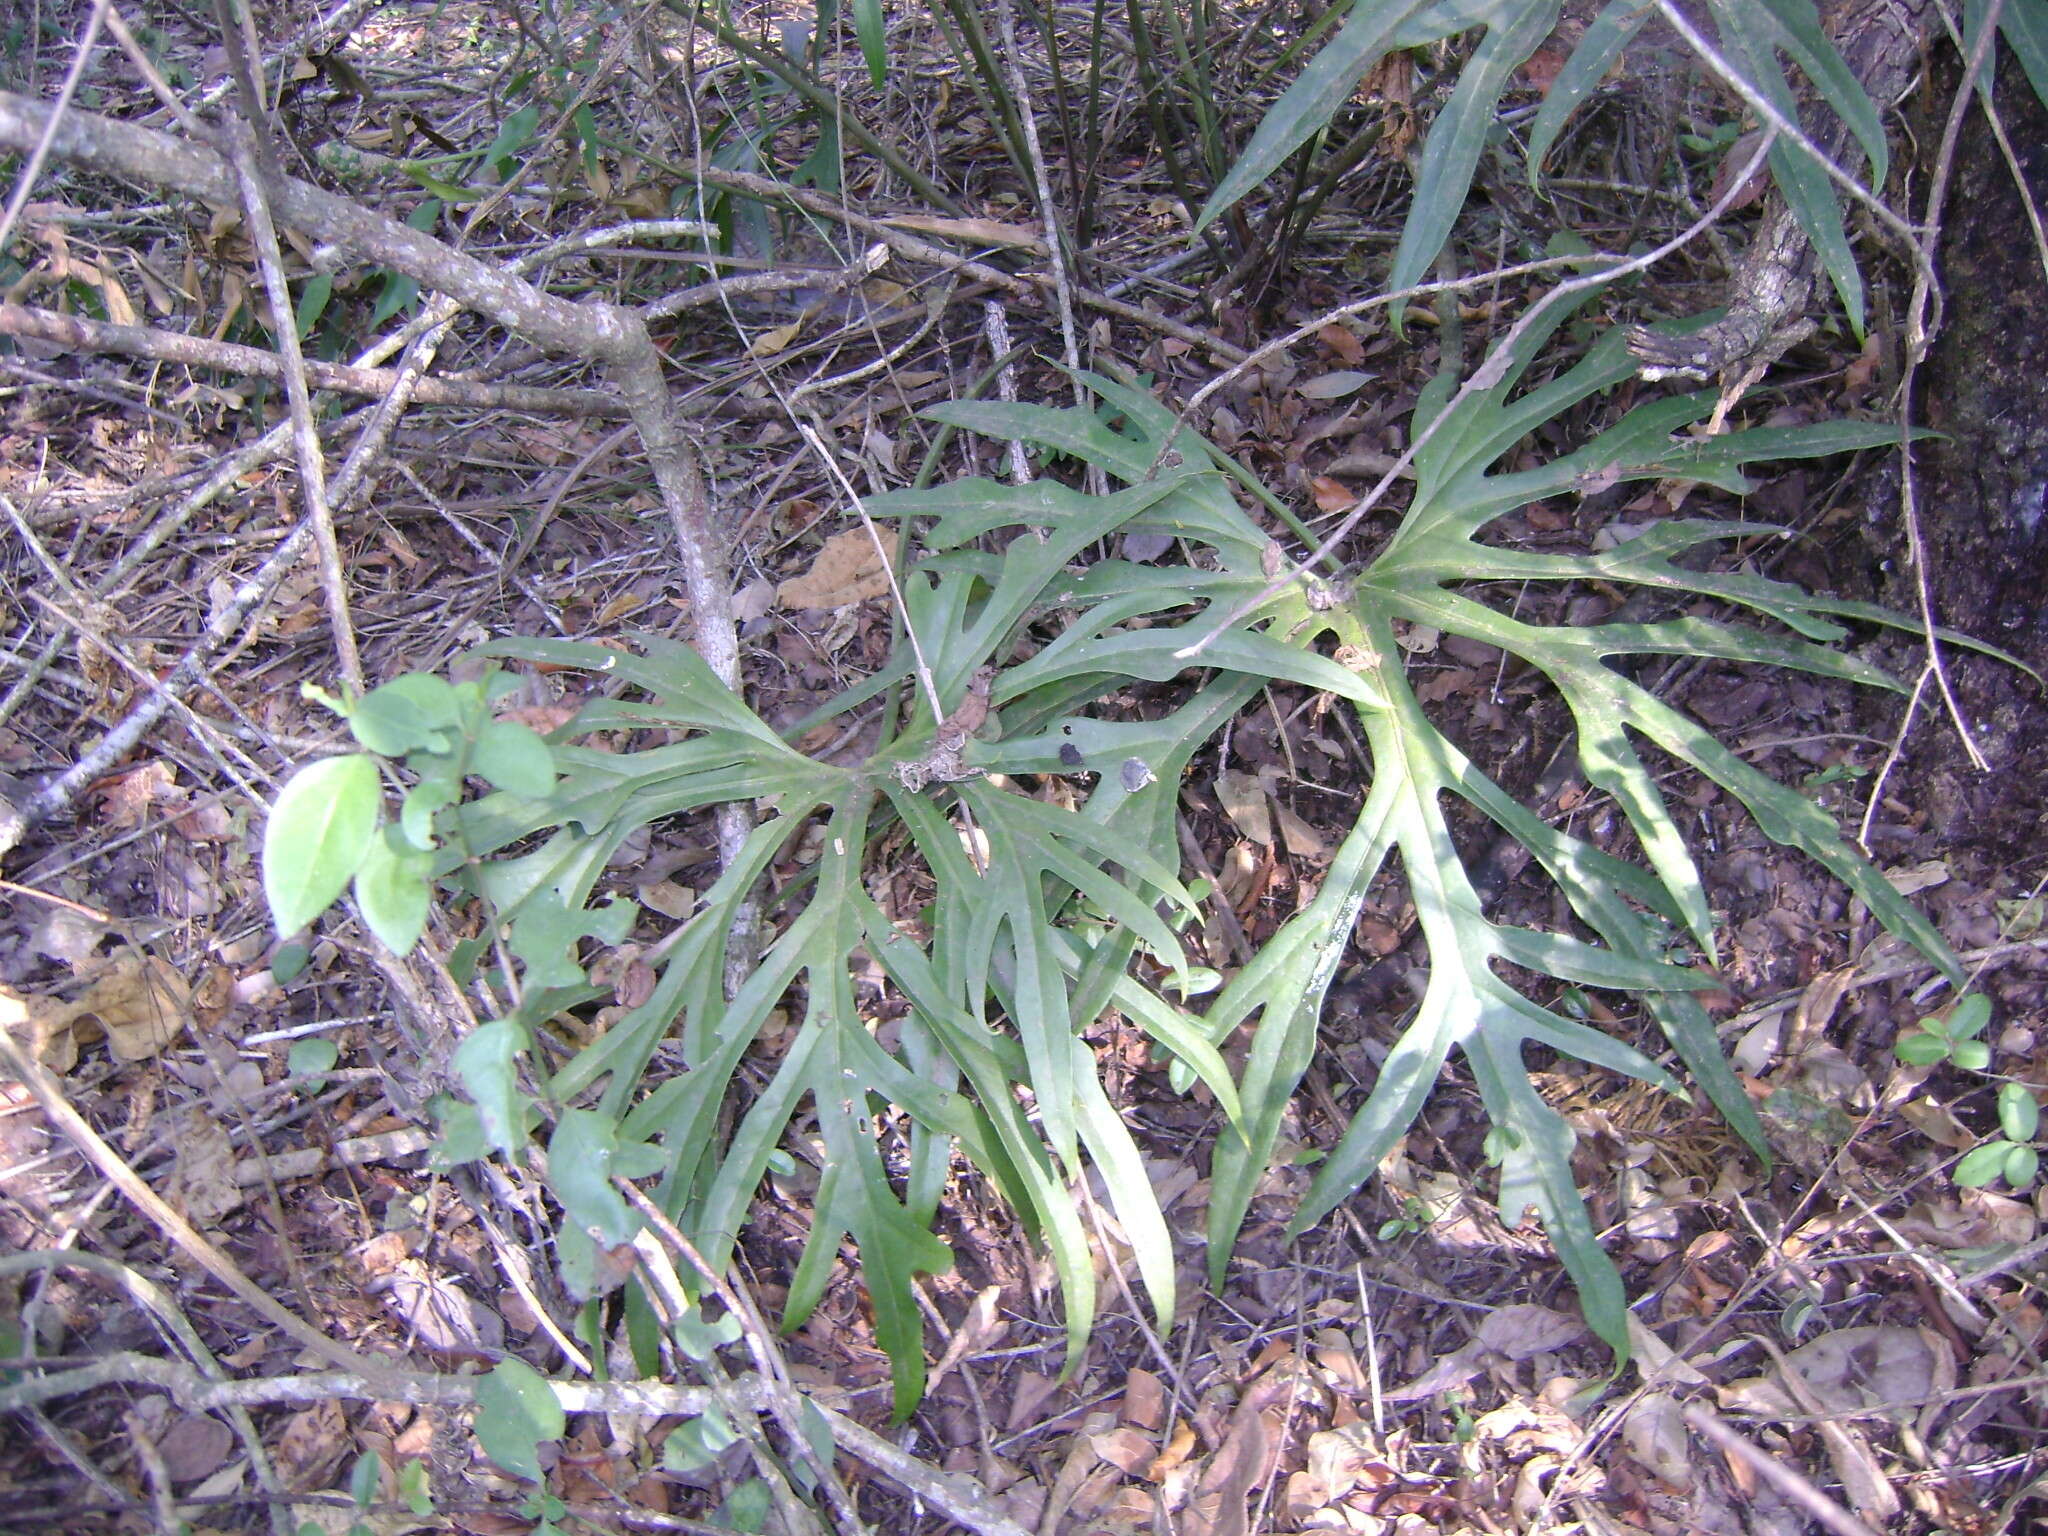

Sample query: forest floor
[3,3,2048,1535]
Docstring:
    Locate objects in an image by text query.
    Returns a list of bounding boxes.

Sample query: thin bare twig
[1886,0,2008,773]
[222,113,363,694]
[0,1018,414,1391]
[1681,1403,1885,1536]
[0,1349,1034,1536]
[0,0,108,257]
[0,90,746,879]
[994,0,1082,386]
[0,303,626,415]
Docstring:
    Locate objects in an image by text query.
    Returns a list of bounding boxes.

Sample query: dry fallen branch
[0,302,627,414]
[0,1349,1033,1536]
[0,86,749,868]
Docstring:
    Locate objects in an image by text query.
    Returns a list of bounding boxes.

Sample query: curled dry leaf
[1720,1325,1952,1425]
[274,1396,349,1493]
[1621,1390,1693,1491]
[775,527,899,610]
[373,1256,506,1358]
[1121,1366,1167,1432]
[155,1412,236,1485]
[1215,768,1272,847]
[163,1106,244,1226]
[23,953,194,1069]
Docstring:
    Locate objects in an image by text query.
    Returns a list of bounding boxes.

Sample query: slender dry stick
[0,304,625,414]
[0,1019,414,1390]
[9,306,449,836]
[625,1233,831,1536]
[993,0,1081,385]
[1174,128,1783,660]
[0,90,747,868]
[1681,1404,1885,1536]
[0,0,108,256]
[616,1179,865,1536]
[1886,0,2007,774]
[0,1350,1035,1536]
[0,1251,292,1536]
[1856,660,1931,847]
[223,115,364,694]
[981,299,1033,484]
[103,5,207,134]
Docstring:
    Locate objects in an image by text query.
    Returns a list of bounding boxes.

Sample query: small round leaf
[1948,993,1993,1039]
[353,832,432,954]
[1892,1031,1950,1067]
[1997,1082,2039,1144]
[264,755,380,935]
[1954,1141,2012,1188]
[271,941,310,984]
[287,1038,339,1078]
[2004,1144,2039,1188]
[1952,1040,1993,1072]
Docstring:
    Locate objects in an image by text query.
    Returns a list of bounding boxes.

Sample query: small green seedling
[1954,1082,2042,1191]
[1377,1196,1431,1242]
[262,669,555,955]
[1893,994,1994,1070]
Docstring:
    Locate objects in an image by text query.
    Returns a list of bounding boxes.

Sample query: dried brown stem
[0,1348,1035,1536]
[0,87,746,854]
[0,303,625,414]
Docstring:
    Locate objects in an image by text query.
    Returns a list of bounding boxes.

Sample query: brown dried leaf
[1146,1419,1198,1481]
[1090,1425,1157,1477]
[1317,322,1366,366]
[157,1413,236,1485]
[1621,1390,1693,1490]
[749,317,804,359]
[1721,1326,1949,1423]
[377,1257,505,1358]
[776,527,898,610]
[78,953,191,1062]
[1122,1366,1167,1432]
[1297,370,1376,401]
[1816,1416,1900,1524]
[1272,801,1328,862]
[95,760,179,829]
[1309,475,1356,513]
[274,1397,349,1493]
[1215,769,1272,847]
[163,1107,244,1225]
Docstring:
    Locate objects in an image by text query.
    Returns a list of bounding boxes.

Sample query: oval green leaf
[353,832,432,954]
[473,718,555,798]
[1998,1082,2039,1144]
[1892,1030,1950,1067]
[473,1357,562,1482]
[263,754,381,935]
[1954,1140,2012,1188]
[349,673,460,757]
[1952,1040,1993,1072]
[287,1038,340,1078]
